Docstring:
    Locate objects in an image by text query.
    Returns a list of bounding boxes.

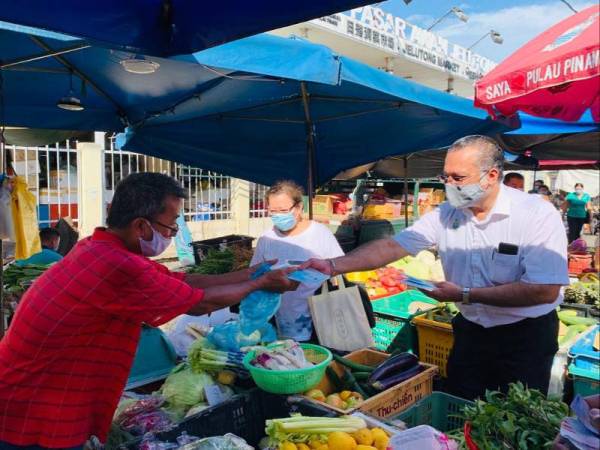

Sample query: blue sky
[373,0,595,62]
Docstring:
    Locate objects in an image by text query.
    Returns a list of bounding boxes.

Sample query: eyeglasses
[438,170,489,185]
[152,220,179,236]
[267,202,299,215]
[438,174,468,184]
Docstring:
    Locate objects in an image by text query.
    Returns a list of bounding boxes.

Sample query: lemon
[356,446,377,450]
[297,444,310,450]
[280,442,298,450]
[373,435,389,450]
[339,390,352,401]
[309,439,324,449]
[353,429,373,446]
[327,431,357,450]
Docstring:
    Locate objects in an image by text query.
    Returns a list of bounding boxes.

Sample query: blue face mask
[271,212,297,232]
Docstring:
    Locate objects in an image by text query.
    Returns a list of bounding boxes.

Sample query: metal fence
[105,138,232,221]
[249,182,269,218]
[7,141,79,228]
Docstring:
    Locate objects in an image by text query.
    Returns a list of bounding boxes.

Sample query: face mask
[575,188,583,195]
[139,222,172,257]
[445,174,488,209]
[271,212,297,232]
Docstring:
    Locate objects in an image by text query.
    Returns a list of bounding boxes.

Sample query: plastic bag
[207,263,280,351]
[207,321,277,352]
[175,212,195,266]
[11,176,41,259]
[113,394,174,436]
[0,176,15,240]
[389,425,458,450]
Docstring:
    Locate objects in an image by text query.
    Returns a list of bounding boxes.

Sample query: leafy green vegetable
[266,415,367,444]
[160,363,213,420]
[462,382,568,450]
[187,248,235,274]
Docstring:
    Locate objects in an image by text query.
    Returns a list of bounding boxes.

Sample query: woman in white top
[251,180,344,341]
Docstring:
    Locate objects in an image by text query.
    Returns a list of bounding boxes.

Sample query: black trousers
[567,216,587,243]
[446,311,559,401]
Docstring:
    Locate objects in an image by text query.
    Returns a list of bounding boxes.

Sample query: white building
[271,6,497,97]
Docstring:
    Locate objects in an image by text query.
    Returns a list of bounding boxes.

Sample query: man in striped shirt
[0,173,297,449]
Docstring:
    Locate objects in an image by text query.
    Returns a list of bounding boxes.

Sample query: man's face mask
[139,221,172,256]
[444,171,490,209]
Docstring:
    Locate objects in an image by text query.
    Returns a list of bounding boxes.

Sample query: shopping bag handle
[321,275,346,294]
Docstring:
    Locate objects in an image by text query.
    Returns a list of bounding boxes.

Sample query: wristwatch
[462,287,471,305]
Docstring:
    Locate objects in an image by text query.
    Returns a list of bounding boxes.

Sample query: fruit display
[303,349,429,416]
[564,274,599,310]
[261,415,390,450]
[305,389,364,411]
[347,251,444,299]
[557,308,597,346]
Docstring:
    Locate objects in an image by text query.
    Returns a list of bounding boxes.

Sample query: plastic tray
[569,325,599,371]
[191,235,254,264]
[390,391,473,432]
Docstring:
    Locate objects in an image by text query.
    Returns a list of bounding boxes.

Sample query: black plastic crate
[191,235,254,264]
[123,389,337,449]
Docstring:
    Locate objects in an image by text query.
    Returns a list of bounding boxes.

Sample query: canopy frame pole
[403,156,409,228]
[300,82,316,220]
[0,43,91,70]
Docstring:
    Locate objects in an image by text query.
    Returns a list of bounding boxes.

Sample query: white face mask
[445,172,489,209]
[139,221,172,257]
[575,188,584,195]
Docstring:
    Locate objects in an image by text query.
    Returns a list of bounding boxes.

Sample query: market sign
[312,6,497,80]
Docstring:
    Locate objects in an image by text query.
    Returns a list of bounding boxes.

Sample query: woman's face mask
[444,172,489,209]
[575,188,584,195]
[139,221,173,256]
[271,211,297,232]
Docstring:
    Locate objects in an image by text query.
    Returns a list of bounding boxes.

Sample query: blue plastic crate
[569,325,599,373]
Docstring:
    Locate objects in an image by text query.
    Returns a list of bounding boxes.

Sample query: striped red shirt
[0,228,203,448]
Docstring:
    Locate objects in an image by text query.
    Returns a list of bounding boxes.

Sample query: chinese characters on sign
[313,6,497,80]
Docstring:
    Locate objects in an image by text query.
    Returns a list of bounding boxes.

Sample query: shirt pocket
[491,253,521,285]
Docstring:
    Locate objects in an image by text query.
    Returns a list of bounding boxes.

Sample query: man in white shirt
[303,135,569,400]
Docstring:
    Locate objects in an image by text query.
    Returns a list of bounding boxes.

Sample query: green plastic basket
[390,392,473,432]
[243,343,332,394]
[372,291,439,353]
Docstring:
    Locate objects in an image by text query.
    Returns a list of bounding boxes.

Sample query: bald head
[447,135,504,178]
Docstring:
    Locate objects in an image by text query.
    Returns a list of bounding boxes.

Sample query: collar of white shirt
[463,184,511,225]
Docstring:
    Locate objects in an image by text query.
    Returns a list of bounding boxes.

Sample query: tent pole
[300,82,316,220]
[403,157,409,228]
[0,137,5,338]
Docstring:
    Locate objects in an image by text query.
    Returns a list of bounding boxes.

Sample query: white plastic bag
[389,425,458,450]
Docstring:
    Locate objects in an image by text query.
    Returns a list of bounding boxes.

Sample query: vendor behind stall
[303,135,569,401]
[0,172,297,450]
[15,227,63,266]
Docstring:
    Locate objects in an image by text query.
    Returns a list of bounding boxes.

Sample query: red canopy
[475,5,600,123]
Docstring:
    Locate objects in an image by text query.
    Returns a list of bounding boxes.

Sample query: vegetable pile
[2,264,48,295]
[564,276,599,309]
[457,382,568,450]
[557,309,597,346]
[186,246,253,275]
[188,337,248,378]
[263,415,390,450]
[251,341,313,371]
[307,352,425,411]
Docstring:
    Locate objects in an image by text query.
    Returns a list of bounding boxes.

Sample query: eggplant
[368,352,418,384]
[372,364,425,391]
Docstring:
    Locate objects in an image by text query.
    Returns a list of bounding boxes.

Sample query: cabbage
[160,364,213,415]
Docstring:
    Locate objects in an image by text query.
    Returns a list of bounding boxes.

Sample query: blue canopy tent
[498,110,600,161]
[116,34,514,214]
[0,0,375,57]
[0,24,512,215]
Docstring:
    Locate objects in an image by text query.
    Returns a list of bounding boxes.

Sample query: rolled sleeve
[107,263,204,326]
[521,202,569,286]
[394,208,441,255]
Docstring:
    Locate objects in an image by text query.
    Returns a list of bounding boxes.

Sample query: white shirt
[251,221,344,340]
[394,185,569,328]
